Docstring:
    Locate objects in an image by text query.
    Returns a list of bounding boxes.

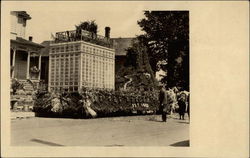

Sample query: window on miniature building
[70,45,74,51]
[56,47,60,52]
[69,87,73,91]
[65,46,69,52]
[74,87,78,91]
[51,48,55,53]
[75,45,80,51]
[60,47,64,52]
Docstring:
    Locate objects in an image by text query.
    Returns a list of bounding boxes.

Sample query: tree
[137,11,189,90]
[75,20,98,34]
[116,36,158,91]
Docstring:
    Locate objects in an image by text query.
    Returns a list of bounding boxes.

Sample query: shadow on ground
[105,144,124,147]
[170,140,189,147]
[31,138,64,146]
[147,117,163,122]
[177,121,189,124]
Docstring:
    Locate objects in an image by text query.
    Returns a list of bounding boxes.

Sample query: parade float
[33,90,159,118]
[33,21,160,118]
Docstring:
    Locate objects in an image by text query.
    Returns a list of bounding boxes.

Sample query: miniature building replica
[49,28,115,92]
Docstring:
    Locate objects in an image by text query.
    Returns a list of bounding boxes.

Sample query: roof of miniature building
[12,11,32,20]
[11,37,44,48]
[111,37,135,56]
[54,29,113,48]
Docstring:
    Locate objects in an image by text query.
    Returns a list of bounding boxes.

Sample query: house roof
[11,37,44,48]
[40,40,54,56]
[12,11,31,20]
[111,37,135,56]
[40,38,136,56]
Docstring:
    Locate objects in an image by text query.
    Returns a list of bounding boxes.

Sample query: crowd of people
[159,85,190,122]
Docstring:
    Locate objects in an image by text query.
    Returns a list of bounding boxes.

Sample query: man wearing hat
[159,84,168,122]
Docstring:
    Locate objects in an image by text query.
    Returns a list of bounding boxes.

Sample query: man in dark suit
[159,85,168,122]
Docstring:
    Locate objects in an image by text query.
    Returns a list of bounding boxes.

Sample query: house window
[17,17,23,24]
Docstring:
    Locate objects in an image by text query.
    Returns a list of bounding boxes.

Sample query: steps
[11,79,39,112]
[11,94,34,112]
[18,79,36,93]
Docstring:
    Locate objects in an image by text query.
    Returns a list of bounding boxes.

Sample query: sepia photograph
[1,1,249,157]
[9,5,189,147]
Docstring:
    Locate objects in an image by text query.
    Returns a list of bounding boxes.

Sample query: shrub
[11,78,24,95]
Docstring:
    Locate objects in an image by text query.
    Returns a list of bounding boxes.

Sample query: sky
[4,1,194,43]
[6,1,152,43]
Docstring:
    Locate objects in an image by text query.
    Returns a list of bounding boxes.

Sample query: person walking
[159,85,168,122]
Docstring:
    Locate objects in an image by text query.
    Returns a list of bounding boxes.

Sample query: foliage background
[116,11,189,91]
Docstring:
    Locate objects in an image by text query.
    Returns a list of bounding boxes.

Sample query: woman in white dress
[81,94,97,118]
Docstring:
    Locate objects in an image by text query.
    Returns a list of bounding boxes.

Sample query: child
[178,93,187,120]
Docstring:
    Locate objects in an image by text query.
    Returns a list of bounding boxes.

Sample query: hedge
[33,89,160,118]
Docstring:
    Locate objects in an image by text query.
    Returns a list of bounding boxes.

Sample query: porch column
[26,51,30,79]
[38,55,42,80]
[11,48,16,78]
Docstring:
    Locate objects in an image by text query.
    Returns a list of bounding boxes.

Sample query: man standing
[159,85,168,122]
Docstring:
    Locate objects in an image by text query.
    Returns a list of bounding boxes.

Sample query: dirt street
[11,114,189,146]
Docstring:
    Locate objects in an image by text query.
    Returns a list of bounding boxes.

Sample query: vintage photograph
[2,1,249,157]
[9,3,189,147]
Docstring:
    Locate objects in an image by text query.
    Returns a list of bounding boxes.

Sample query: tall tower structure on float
[48,27,115,92]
